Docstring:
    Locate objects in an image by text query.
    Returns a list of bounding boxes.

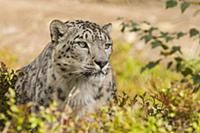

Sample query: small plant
[0,62,17,130]
[0,1,199,132]
[0,69,199,133]
[1,86,200,132]
[119,0,200,86]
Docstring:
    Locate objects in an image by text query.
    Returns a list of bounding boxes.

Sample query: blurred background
[1,1,200,132]
[0,0,199,95]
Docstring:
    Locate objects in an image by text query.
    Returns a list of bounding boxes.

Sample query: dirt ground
[0,0,200,69]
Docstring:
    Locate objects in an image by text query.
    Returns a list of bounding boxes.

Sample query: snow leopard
[14,19,116,115]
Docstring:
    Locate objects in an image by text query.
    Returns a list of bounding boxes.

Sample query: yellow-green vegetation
[0,1,200,132]
[0,74,199,133]
[0,41,199,132]
[112,41,181,95]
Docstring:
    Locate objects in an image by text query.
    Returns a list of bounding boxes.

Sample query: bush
[0,1,200,132]
[0,63,199,132]
[0,62,17,130]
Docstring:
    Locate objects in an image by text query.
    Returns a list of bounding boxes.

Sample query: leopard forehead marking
[53,20,113,79]
[63,20,112,44]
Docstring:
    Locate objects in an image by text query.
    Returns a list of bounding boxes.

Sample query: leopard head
[50,19,113,81]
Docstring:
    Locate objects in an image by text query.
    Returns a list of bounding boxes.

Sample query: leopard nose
[94,60,108,69]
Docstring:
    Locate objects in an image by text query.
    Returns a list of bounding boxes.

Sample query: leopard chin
[84,69,106,77]
[90,73,107,82]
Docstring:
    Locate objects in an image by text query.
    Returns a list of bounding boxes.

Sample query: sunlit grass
[112,41,181,95]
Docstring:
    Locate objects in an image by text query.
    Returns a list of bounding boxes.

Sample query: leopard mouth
[83,70,107,78]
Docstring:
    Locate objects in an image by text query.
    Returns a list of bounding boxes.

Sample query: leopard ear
[50,19,65,43]
[102,23,112,34]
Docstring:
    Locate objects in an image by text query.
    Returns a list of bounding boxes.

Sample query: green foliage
[166,0,190,13]
[0,78,199,132]
[0,44,198,132]
[166,0,177,9]
[141,59,161,72]
[112,42,179,95]
[120,19,200,85]
[180,2,190,13]
[189,28,199,37]
[0,62,17,128]
[114,1,200,132]
[0,1,200,132]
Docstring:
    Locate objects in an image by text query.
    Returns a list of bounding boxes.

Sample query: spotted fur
[15,20,116,115]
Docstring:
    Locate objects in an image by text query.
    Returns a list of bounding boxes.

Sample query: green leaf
[176,32,186,39]
[166,0,178,9]
[181,67,193,76]
[160,51,170,56]
[192,74,200,84]
[165,36,174,42]
[174,57,183,62]
[148,27,158,34]
[121,22,128,32]
[171,46,182,54]
[141,34,152,43]
[151,40,162,48]
[180,2,190,13]
[161,44,169,50]
[167,61,173,69]
[141,59,161,72]
[189,28,199,37]
[129,21,140,32]
[129,27,140,32]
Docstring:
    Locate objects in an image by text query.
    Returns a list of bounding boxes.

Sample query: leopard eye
[105,43,112,50]
[77,41,88,48]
